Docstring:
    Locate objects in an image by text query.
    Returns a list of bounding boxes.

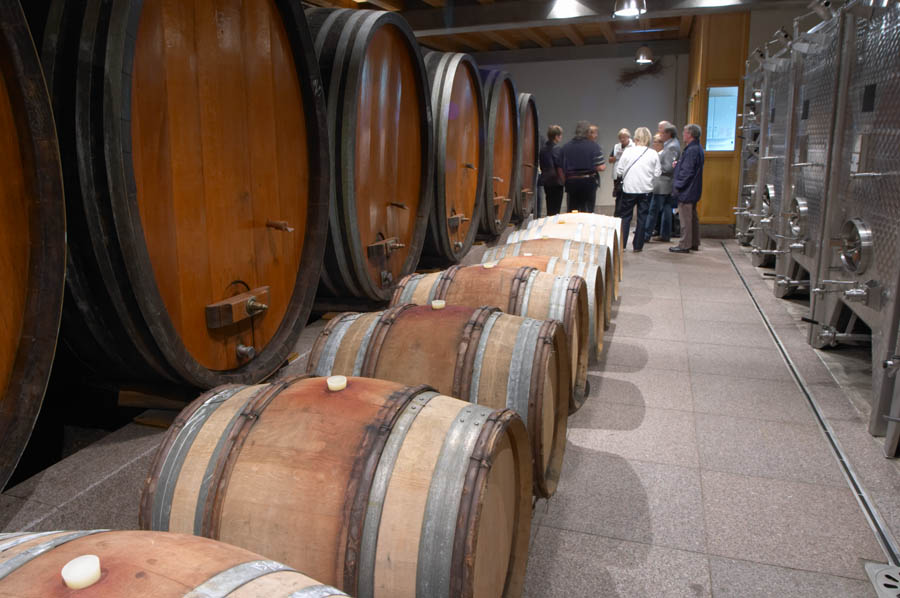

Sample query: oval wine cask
[420,51,485,266]
[478,69,519,238]
[0,0,66,490]
[392,265,591,411]
[140,377,531,598]
[526,212,624,281]
[515,93,538,221]
[307,304,570,497]
[0,530,348,597]
[307,8,434,301]
[42,0,330,387]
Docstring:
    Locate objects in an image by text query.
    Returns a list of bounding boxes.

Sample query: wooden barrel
[0,1,66,491]
[392,265,590,411]
[42,0,330,388]
[527,212,624,281]
[307,304,570,497]
[509,219,623,286]
[420,52,485,266]
[0,530,348,596]
[308,9,434,301]
[140,377,531,598]
[483,238,619,300]
[478,69,520,238]
[488,256,610,358]
[514,93,539,221]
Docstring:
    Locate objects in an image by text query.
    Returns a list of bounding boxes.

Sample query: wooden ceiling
[303,0,694,53]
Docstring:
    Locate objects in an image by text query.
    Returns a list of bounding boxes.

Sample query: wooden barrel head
[130,0,312,372]
[516,93,538,218]
[0,1,65,490]
[490,79,516,222]
[354,22,424,292]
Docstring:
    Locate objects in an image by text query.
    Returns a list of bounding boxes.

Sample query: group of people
[538,119,706,254]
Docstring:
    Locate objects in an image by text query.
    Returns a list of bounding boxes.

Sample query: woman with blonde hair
[614,126,660,252]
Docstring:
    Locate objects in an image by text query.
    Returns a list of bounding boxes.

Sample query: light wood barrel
[307,304,570,497]
[527,213,624,281]
[478,69,520,238]
[141,377,531,598]
[421,51,485,266]
[488,256,611,358]
[392,265,590,411]
[42,0,330,387]
[0,530,348,597]
[0,1,66,491]
[308,9,434,301]
[508,219,622,285]
[515,93,539,221]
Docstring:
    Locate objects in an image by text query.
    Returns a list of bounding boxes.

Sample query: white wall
[482,53,690,204]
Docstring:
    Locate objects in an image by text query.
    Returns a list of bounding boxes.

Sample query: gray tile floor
[523,239,895,598]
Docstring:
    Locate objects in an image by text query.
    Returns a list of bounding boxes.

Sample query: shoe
[691,246,700,251]
[669,247,690,254]
[660,238,671,242]
[633,248,643,253]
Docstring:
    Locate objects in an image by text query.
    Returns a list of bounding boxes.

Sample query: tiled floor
[523,238,894,598]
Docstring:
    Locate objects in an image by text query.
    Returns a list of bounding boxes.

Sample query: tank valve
[884,357,900,377]
[236,344,256,361]
[61,555,102,590]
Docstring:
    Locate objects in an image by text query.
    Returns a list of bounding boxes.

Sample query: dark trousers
[677,201,700,250]
[565,178,597,213]
[645,193,675,241]
[619,192,651,251]
[544,185,564,216]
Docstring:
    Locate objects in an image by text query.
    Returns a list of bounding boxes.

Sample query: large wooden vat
[307,304,569,497]
[42,0,330,388]
[488,256,610,358]
[515,93,539,221]
[308,9,434,301]
[392,265,591,411]
[420,52,485,266]
[0,0,66,491]
[509,220,623,286]
[483,238,618,300]
[141,376,531,598]
[478,69,519,238]
[0,530,348,596]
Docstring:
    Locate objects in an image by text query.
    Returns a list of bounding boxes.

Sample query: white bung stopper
[431,300,446,310]
[523,252,533,256]
[327,375,347,392]
[571,210,579,213]
[483,262,496,269]
[61,555,101,590]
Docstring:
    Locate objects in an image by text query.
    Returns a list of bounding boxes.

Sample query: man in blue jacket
[669,123,705,254]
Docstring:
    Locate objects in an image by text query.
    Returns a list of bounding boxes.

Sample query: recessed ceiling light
[614,0,647,18]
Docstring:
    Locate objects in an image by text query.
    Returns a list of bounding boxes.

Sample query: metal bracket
[368,237,405,259]
[448,213,469,230]
[883,357,900,377]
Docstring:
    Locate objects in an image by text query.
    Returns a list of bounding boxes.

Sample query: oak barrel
[420,51,485,266]
[308,8,434,301]
[392,265,591,411]
[0,0,66,491]
[307,304,570,497]
[478,69,520,238]
[141,376,531,598]
[0,530,348,596]
[42,0,330,387]
[488,256,611,358]
[526,212,624,281]
[514,93,539,221]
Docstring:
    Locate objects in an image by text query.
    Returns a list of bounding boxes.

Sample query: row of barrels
[0,1,539,488]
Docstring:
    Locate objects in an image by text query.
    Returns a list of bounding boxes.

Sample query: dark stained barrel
[0,0,66,490]
[514,93,539,221]
[421,51,485,266]
[308,8,434,301]
[478,69,520,238]
[42,0,330,388]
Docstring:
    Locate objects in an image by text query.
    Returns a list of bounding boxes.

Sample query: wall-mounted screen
[706,86,739,151]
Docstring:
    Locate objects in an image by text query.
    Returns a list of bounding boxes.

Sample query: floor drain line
[722,242,900,569]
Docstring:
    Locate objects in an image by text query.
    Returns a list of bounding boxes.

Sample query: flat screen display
[706,86,739,151]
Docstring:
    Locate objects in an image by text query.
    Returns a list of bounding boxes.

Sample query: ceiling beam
[482,29,519,50]
[519,27,552,48]
[420,0,444,6]
[355,0,402,10]
[459,33,491,52]
[598,21,617,44]
[472,38,690,65]
[560,24,584,46]
[679,15,694,37]
[418,36,458,52]
[404,0,807,37]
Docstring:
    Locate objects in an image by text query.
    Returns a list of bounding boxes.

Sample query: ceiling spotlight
[614,0,647,18]
[635,45,654,64]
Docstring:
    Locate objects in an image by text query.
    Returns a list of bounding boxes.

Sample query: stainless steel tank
[773,15,844,299]
[735,59,764,246]
[809,2,900,455]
